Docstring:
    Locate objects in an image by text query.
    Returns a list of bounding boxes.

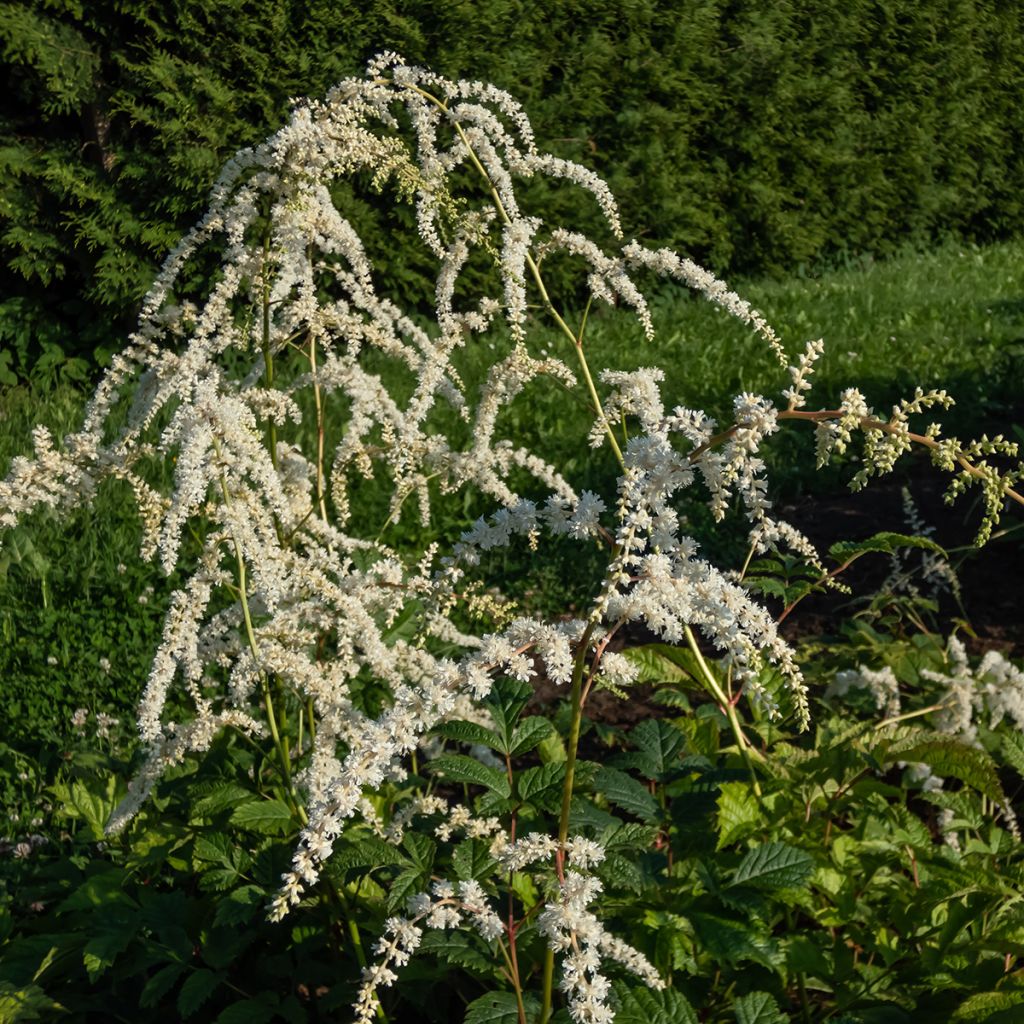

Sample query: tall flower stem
[404,83,626,470]
[540,620,598,1023]
[684,625,764,798]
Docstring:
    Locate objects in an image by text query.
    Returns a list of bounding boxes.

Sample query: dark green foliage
[3,0,1024,375]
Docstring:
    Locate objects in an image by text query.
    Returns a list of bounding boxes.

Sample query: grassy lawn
[2,238,1022,737]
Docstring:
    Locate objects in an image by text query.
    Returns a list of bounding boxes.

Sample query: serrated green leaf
[621,644,702,687]
[687,912,779,968]
[331,836,408,874]
[215,997,276,1024]
[486,678,533,750]
[0,980,65,1021]
[602,822,659,851]
[229,798,295,834]
[190,783,255,820]
[598,851,645,893]
[452,839,497,882]
[570,795,622,832]
[1001,733,1024,777]
[732,842,813,891]
[386,868,426,914]
[82,920,138,982]
[53,775,121,840]
[612,979,698,1023]
[193,832,236,866]
[592,765,660,822]
[716,782,762,849]
[401,832,437,872]
[882,733,1005,803]
[433,719,504,752]
[419,931,496,975]
[213,886,265,927]
[830,531,945,563]
[140,963,187,1008]
[509,716,555,757]
[429,755,511,797]
[518,762,565,811]
[463,991,539,1024]
[734,990,786,1024]
[179,969,222,1018]
[59,870,135,912]
[743,577,790,602]
[627,719,687,779]
[951,990,1024,1022]
[537,730,567,764]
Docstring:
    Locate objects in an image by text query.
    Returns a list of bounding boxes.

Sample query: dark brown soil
[776,465,1023,657]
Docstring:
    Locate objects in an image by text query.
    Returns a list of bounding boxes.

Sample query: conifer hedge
[2,0,1022,374]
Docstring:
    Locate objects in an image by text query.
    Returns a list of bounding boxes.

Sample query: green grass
[2,239,1022,738]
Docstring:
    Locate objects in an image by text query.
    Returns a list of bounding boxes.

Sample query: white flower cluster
[828,636,1024,839]
[881,487,961,601]
[539,870,663,1024]
[828,635,1024,743]
[354,877,504,1023]
[826,665,901,719]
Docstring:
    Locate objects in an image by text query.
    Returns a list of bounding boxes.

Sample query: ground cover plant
[2,54,1024,1024]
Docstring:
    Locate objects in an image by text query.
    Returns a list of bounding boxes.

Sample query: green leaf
[418,931,496,975]
[537,730,567,764]
[626,719,687,779]
[951,990,1024,1022]
[687,912,778,969]
[882,733,1006,803]
[716,782,762,849]
[83,921,138,982]
[0,980,65,1021]
[598,851,645,893]
[602,822,660,852]
[734,991,786,1024]
[830,531,945,563]
[486,678,533,750]
[178,969,223,1018]
[518,763,566,812]
[611,980,699,1023]
[59,870,135,911]
[428,755,511,797]
[215,998,276,1024]
[433,719,504,752]
[213,886,265,927]
[331,836,407,874]
[733,991,786,1024]
[452,839,497,882]
[386,868,426,914]
[401,832,437,873]
[1001,733,1024,778]
[190,783,255,820]
[620,645,701,687]
[53,775,121,840]
[509,716,555,756]
[140,963,187,1009]
[592,765,660,823]
[731,842,813,891]
[229,798,296,835]
[463,991,539,1024]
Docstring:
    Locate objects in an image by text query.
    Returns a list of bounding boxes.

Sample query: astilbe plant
[2,53,1023,1024]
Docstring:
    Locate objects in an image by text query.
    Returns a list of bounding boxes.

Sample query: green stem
[404,83,625,469]
[541,621,598,1024]
[684,625,764,798]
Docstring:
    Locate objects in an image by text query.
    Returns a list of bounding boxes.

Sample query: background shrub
[2,0,1023,375]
